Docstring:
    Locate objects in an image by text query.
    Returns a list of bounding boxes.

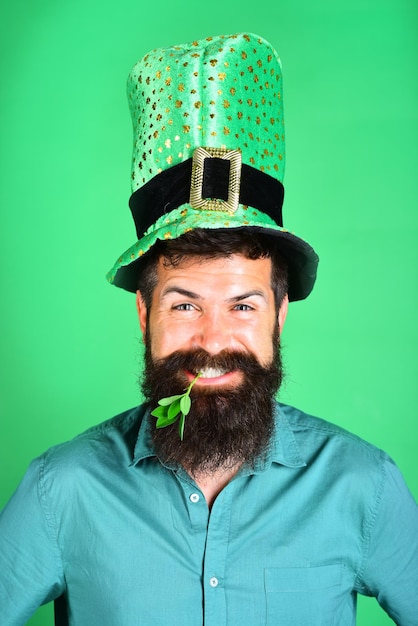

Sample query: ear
[278,294,288,335]
[136,290,148,336]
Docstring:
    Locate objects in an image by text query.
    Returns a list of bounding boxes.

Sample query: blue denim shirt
[1,403,417,625]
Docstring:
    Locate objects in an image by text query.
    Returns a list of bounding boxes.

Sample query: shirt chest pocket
[264,564,342,626]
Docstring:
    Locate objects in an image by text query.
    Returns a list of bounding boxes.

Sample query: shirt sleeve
[0,457,65,626]
[356,456,418,625]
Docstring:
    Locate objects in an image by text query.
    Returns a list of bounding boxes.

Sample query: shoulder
[279,402,386,454]
[277,402,391,476]
[276,403,417,521]
[37,405,148,485]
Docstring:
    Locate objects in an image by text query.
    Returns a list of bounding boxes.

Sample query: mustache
[149,348,270,378]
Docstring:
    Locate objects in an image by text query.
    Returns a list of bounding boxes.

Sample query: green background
[1,1,417,624]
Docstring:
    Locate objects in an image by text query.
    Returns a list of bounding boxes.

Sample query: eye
[233,303,254,311]
[172,303,195,311]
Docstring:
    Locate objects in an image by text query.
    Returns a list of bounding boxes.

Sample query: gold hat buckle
[190,146,242,213]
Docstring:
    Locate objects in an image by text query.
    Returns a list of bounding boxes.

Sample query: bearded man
[1,33,417,626]
[138,229,287,496]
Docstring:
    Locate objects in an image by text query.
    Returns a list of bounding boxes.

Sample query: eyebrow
[162,287,202,300]
[227,290,268,303]
[161,287,267,302]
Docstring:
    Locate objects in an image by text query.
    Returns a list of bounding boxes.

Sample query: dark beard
[140,336,283,476]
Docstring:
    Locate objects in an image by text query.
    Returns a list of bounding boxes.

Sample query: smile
[186,367,243,387]
[198,367,227,379]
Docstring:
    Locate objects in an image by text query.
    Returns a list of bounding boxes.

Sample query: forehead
[154,254,274,296]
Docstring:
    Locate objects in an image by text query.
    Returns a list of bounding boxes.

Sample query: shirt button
[209,577,219,588]
[189,493,200,503]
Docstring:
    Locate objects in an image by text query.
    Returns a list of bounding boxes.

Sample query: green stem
[186,371,201,394]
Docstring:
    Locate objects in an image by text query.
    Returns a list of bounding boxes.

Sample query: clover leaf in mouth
[151,372,202,440]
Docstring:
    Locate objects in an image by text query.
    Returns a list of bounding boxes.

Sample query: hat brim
[106,204,318,302]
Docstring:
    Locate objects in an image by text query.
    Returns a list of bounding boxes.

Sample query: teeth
[199,367,226,379]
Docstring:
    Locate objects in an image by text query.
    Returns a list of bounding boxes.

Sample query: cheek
[256,337,274,366]
[147,319,191,359]
[252,318,278,365]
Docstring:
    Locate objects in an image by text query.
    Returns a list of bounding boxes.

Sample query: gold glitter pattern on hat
[128,33,285,188]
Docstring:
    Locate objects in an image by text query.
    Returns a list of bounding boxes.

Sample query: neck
[190,462,241,509]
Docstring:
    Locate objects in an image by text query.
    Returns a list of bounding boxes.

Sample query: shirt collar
[131,403,307,470]
[132,406,156,465]
[266,403,307,469]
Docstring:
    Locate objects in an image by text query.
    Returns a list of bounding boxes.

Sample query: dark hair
[137,228,288,310]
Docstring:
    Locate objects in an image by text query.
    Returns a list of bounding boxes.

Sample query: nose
[192,310,233,355]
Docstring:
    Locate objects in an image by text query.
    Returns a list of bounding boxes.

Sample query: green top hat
[107,33,318,301]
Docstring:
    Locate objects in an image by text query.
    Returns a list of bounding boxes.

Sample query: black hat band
[129,157,284,239]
